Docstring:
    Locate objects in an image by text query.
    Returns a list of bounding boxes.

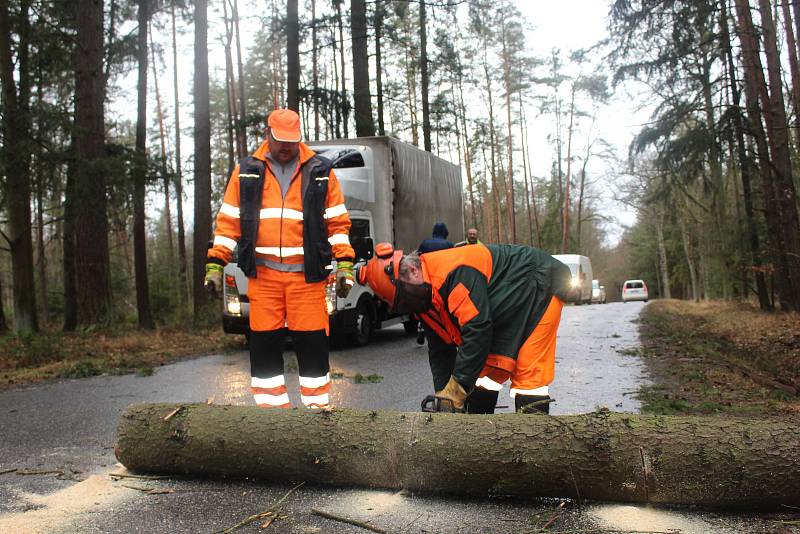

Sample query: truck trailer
[221,136,464,345]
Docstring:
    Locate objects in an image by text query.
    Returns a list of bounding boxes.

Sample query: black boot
[515,394,552,414]
[466,388,499,414]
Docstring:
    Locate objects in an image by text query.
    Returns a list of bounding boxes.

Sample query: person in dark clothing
[418,222,454,254]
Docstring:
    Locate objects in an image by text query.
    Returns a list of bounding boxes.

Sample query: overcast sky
[111,0,649,247]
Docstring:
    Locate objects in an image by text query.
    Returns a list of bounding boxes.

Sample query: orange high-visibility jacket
[208,140,354,274]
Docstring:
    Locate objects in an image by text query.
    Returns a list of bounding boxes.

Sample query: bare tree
[0,0,38,333]
[193,0,212,320]
[351,0,375,136]
[287,0,299,111]
[133,0,154,329]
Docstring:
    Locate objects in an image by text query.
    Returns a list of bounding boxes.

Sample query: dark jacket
[418,244,572,390]
[418,222,454,254]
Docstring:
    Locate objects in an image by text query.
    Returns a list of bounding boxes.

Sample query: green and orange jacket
[418,244,572,391]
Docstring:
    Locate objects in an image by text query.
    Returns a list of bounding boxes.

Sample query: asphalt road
[0,302,792,533]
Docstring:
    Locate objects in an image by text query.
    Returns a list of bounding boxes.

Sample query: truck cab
[552,254,593,305]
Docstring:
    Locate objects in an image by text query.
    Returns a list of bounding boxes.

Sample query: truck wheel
[403,319,418,335]
[349,300,374,347]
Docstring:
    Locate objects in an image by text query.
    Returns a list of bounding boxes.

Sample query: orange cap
[267,109,301,143]
[357,243,403,309]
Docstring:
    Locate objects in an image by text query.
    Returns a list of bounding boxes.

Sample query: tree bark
[286,0,299,112]
[560,85,576,254]
[117,404,800,509]
[171,0,188,306]
[351,0,375,137]
[73,0,111,326]
[312,0,320,140]
[679,213,700,302]
[336,0,349,138]
[232,0,247,156]
[756,0,800,311]
[501,5,515,243]
[655,208,671,299]
[149,24,174,259]
[0,0,38,334]
[133,0,154,330]
[419,0,431,151]
[374,0,385,136]
[193,0,212,321]
[719,0,770,309]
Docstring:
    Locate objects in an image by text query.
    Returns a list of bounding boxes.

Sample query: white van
[552,254,593,305]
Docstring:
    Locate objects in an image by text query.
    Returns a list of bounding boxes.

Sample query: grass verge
[635,299,799,416]
[0,326,246,389]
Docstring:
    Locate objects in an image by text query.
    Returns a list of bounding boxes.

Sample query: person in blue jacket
[418,222,454,254]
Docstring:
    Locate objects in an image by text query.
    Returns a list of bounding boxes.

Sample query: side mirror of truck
[352,236,374,261]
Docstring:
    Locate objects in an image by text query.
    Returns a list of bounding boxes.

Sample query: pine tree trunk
[312,0,320,140]
[719,0,770,309]
[780,0,800,152]
[374,0,385,136]
[680,213,700,302]
[735,0,788,307]
[756,0,800,311]
[133,0,154,330]
[192,0,212,321]
[655,208,671,299]
[117,404,800,509]
[501,8,516,243]
[222,1,237,175]
[336,1,348,138]
[73,0,111,326]
[419,0,431,151]
[171,0,189,306]
[286,0,299,112]
[0,0,38,334]
[351,0,375,137]
[149,25,174,259]
[560,86,575,254]
[232,0,247,155]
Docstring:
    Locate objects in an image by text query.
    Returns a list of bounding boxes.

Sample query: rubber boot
[466,387,499,414]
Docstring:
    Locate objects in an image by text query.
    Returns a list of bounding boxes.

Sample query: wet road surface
[0,302,788,533]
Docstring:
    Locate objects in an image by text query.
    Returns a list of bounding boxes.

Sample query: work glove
[204,263,224,297]
[336,260,355,298]
[435,375,469,411]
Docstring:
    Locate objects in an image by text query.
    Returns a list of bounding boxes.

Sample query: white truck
[552,254,593,305]
[221,136,464,345]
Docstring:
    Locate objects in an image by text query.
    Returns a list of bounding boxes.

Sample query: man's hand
[336,260,355,298]
[204,263,224,297]
[435,375,468,411]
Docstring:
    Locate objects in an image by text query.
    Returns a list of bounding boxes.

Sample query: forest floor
[635,299,800,416]
[0,325,245,390]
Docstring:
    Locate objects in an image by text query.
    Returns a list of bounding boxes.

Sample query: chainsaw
[420,394,462,413]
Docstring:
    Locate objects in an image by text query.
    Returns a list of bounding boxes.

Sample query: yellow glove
[336,260,355,298]
[204,263,224,296]
[435,375,469,411]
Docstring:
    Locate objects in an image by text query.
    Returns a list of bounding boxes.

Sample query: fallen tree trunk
[115,403,800,509]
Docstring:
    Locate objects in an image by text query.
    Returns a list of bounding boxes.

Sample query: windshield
[592,280,599,289]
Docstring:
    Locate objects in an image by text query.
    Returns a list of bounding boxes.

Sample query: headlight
[571,277,580,288]
[226,295,241,316]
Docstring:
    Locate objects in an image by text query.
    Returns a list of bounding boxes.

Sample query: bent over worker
[358,243,571,414]
[205,109,355,409]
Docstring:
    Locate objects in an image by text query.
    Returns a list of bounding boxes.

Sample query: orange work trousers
[475,296,564,396]
[248,266,329,333]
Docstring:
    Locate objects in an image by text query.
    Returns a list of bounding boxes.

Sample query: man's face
[467,229,478,244]
[269,131,300,164]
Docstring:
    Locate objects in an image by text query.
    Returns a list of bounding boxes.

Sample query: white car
[591,279,606,304]
[622,279,649,302]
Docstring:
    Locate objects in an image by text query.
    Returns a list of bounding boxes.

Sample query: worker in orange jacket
[358,243,571,414]
[205,109,355,409]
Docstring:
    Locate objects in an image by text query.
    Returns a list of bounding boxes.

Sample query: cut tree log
[115,403,800,509]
